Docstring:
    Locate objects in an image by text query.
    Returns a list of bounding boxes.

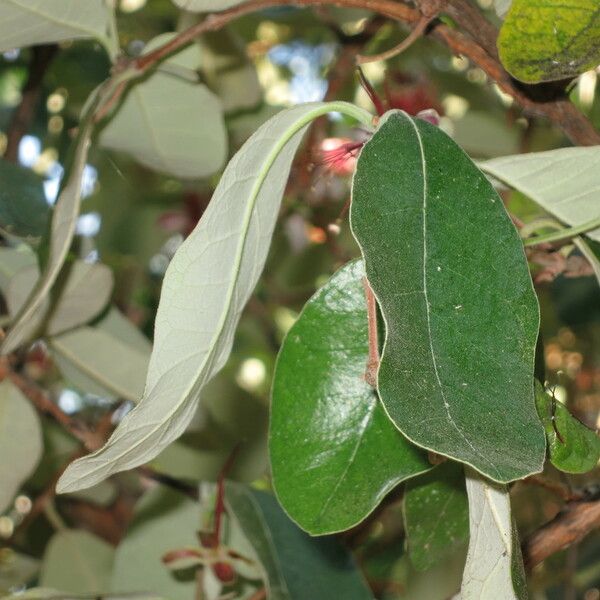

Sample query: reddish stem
[363,277,380,387]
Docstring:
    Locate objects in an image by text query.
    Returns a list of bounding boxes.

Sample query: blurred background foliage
[0,0,599,598]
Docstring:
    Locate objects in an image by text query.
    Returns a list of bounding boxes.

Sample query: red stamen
[321,139,364,176]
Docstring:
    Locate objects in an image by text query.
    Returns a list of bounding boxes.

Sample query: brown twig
[94,0,600,146]
[4,44,58,162]
[1,362,104,451]
[357,0,443,65]
[356,16,431,65]
[362,277,380,387]
[521,475,584,503]
[522,497,600,570]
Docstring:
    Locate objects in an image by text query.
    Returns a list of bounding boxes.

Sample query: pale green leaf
[57,101,372,494]
[498,0,600,83]
[99,33,227,179]
[481,146,600,243]
[459,470,527,600]
[152,373,268,483]
[495,0,512,17]
[40,530,114,594]
[110,486,199,600]
[0,380,43,514]
[0,0,116,54]
[50,308,151,403]
[0,245,37,292]
[271,260,430,535]
[452,112,519,158]
[1,98,98,355]
[2,589,161,600]
[0,550,39,592]
[200,29,261,113]
[399,550,467,600]
[172,0,245,12]
[66,480,118,506]
[225,482,373,600]
[6,260,113,342]
[350,110,545,483]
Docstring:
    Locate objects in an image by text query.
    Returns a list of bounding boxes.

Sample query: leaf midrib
[406,116,501,480]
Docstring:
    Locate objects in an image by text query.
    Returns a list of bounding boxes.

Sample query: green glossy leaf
[7,260,113,342]
[40,530,114,594]
[50,308,151,403]
[226,482,373,600]
[0,380,43,514]
[498,0,600,83]
[0,160,49,238]
[0,550,39,592]
[271,260,430,535]
[535,382,600,474]
[350,110,545,483]
[0,0,116,56]
[481,146,600,243]
[57,101,372,494]
[1,95,99,355]
[111,486,199,600]
[404,462,468,572]
[172,0,245,11]
[460,469,527,600]
[99,33,227,179]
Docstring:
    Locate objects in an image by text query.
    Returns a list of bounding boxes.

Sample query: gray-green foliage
[460,470,527,600]
[1,100,100,355]
[57,102,372,494]
[6,260,113,341]
[0,380,43,514]
[481,146,600,242]
[0,0,117,56]
[172,0,246,11]
[99,34,228,179]
[50,308,151,403]
[111,486,199,600]
[40,530,115,594]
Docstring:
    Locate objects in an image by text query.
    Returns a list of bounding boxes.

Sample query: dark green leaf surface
[535,382,600,474]
[498,0,600,83]
[0,160,49,238]
[404,463,469,572]
[271,260,430,534]
[226,483,372,600]
[350,110,545,483]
